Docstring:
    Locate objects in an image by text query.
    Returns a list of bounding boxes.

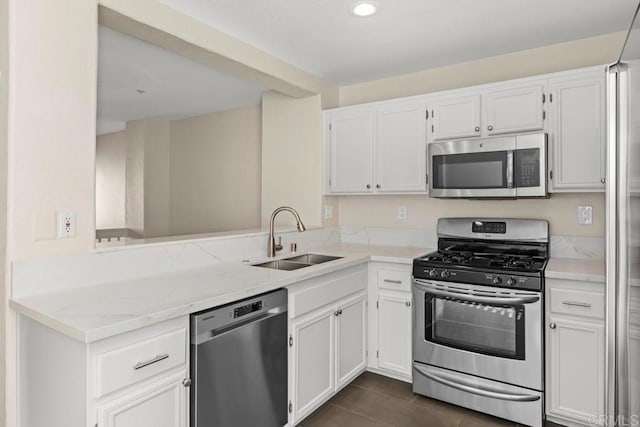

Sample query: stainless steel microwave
[428,133,548,198]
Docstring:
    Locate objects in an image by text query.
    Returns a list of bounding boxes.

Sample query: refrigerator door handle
[616,63,632,419]
[605,63,620,423]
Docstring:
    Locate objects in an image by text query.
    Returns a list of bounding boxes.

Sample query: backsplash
[12,227,340,298]
[12,224,603,299]
[340,226,605,260]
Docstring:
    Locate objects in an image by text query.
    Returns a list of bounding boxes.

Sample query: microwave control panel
[514,148,540,188]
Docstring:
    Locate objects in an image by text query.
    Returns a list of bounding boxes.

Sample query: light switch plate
[324,205,333,220]
[578,206,593,225]
[398,206,408,220]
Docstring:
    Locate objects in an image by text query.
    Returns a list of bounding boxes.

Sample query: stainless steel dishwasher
[190,288,288,427]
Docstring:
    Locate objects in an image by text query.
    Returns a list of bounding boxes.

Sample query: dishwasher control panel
[234,301,263,318]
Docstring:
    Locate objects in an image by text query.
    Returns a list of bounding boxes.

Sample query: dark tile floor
[299,372,557,427]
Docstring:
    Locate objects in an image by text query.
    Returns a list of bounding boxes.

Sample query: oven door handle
[414,281,539,305]
[414,365,541,402]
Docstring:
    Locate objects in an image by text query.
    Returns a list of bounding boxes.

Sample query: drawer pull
[562,301,592,308]
[133,354,169,370]
[383,279,403,284]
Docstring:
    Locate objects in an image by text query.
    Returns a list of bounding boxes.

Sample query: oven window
[425,295,525,360]
[432,151,508,189]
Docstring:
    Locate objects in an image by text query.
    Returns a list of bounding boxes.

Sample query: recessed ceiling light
[350,1,378,17]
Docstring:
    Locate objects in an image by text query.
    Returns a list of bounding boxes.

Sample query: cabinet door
[375,103,428,193]
[328,110,374,193]
[291,306,335,423]
[547,316,605,424]
[430,94,482,141]
[485,83,545,135]
[377,291,412,377]
[549,72,605,191]
[97,372,187,427]
[335,293,367,389]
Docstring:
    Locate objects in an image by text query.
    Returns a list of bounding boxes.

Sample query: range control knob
[441,270,451,279]
[429,269,438,278]
[492,276,502,285]
[506,276,516,286]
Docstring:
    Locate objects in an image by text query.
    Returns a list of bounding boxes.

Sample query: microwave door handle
[413,365,541,402]
[506,150,514,188]
[413,280,539,305]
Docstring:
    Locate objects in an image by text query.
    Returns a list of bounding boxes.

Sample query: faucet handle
[275,236,283,252]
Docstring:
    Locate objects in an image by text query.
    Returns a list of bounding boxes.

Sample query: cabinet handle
[562,301,592,308]
[366,184,371,189]
[474,126,480,132]
[488,125,494,131]
[601,178,606,184]
[182,378,192,387]
[133,354,169,370]
[383,279,402,284]
[549,323,557,329]
[376,184,381,189]
[405,301,411,307]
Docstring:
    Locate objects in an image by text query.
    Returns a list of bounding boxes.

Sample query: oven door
[413,279,542,390]
[428,136,516,198]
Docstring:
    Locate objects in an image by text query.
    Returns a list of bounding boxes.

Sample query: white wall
[169,106,262,235]
[124,119,145,236]
[5,1,99,425]
[261,92,322,228]
[96,131,126,229]
[142,119,171,238]
[340,32,626,106]
[0,0,8,421]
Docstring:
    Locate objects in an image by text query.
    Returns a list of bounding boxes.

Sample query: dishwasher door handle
[194,306,287,345]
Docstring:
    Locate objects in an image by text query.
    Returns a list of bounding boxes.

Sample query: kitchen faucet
[268,206,306,257]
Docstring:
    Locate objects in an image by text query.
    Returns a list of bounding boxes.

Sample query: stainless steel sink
[283,254,343,264]
[252,260,312,271]
[252,253,343,270]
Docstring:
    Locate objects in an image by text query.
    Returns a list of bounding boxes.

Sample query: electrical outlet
[57,211,76,238]
[398,206,408,220]
[324,205,333,220]
[577,206,593,225]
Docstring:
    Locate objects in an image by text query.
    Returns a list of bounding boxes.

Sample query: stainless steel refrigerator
[607,2,640,423]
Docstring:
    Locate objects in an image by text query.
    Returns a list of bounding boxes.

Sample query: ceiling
[97,26,266,135]
[98,1,639,135]
[157,0,639,84]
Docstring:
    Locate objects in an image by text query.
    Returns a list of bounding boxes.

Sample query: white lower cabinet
[546,278,605,426]
[377,290,412,377]
[287,265,368,425]
[18,315,190,427]
[367,263,413,382]
[97,371,188,427]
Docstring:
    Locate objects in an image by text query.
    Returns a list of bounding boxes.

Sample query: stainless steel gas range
[412,218,549,427]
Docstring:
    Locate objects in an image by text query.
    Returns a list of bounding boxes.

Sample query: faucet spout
[268,206,306,257]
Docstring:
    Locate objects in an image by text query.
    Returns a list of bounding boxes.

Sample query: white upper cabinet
[548,70,606,192]
[329,109,375,193]
[485,84,545,135]
[325,102,428,195]
[376,102,428,193]
[324,65,606,194]
[428,82,545,142]
[430,94,482,141]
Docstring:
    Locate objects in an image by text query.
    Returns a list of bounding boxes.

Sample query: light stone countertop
[545,258,605,283]
[9,243,431,343]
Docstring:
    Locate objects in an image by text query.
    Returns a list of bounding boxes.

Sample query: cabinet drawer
[378,269,411,292]
[549,288,605,320]
[96,327,187,398]
[288,266,366,318]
